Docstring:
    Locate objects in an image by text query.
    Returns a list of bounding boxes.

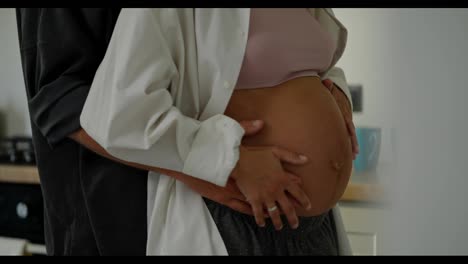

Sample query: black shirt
[16,8,148,256]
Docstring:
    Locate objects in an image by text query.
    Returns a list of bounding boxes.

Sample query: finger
[353,135,360,155]
[284,179,312,211]
[277,194,299,229]
[286,173,302,185]
[225,179,248,201]
[285,192,304,208]
[238,120,264,136]
[346,119,359,155]
[228,199,254,216]
[346,121,359,160]
[285,171,302,185]
[322,79,334,90]
[265,202,283,231]
[251,200,266,227]
[272,147,308,165]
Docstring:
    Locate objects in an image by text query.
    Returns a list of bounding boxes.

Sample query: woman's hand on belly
[231,145,312,231]
[322,79,359,160]
[180,119,309,223]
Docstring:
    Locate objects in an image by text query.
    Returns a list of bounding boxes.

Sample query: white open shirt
[80,8,353,255]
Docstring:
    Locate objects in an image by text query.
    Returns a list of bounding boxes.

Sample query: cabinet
[0,165,45,255]
[339,202,388,255]
[1,165,388,256]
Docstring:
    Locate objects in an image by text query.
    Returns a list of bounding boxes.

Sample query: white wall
[335,8,468,255]
[0,8,31,137]
[334,9,399,168]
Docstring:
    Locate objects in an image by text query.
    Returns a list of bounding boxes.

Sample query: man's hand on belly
[181,120,267,216]
[182,120,305,220]
[322,79,360,160]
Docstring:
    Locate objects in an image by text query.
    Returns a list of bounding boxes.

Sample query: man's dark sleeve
[16,8,120,148]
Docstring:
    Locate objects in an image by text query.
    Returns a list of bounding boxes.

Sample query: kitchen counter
[340,182,385,203]
[0,165,385,203]
[0,165,40,185]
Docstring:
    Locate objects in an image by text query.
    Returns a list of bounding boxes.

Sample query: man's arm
[69,124,307,221]
[69,124,258,216]
[70,129,184,180]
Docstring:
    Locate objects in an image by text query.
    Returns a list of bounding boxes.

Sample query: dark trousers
[205,198,338,256]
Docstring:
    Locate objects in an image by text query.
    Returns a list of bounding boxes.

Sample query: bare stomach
[224,76,353,217]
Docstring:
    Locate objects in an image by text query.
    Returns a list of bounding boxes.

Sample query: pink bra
[235,8,337,89]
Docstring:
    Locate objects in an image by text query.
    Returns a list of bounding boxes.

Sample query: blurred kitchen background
[1,8,468,255]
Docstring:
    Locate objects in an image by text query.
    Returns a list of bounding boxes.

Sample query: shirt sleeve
[16,8,120,148]
[80,9,245,187]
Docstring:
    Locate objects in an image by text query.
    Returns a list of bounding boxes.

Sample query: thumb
[238,120,264,136]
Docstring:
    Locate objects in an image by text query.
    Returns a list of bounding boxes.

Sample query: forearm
[69,128,189,182]
[68,127,255,216]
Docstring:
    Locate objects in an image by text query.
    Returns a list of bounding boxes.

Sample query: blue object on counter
[353,127,381,172]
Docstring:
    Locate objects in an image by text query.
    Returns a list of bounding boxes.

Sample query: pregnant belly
[224,76,353,216]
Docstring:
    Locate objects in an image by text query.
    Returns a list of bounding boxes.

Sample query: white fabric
[0,237,27,256]
[81,8,352,255]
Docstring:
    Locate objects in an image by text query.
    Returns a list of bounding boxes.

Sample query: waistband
[204,198,331,235]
